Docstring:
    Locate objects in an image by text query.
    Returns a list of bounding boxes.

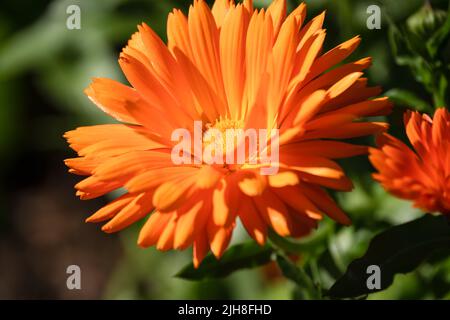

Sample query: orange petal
[267,0,286,37]
[245,10,273,112]
[156,214,177,251]
[268,171,299,188]
[238,197,267,245]
[238,172,267,196]
[322,79,382,111]
[280,141,367,159]
[326,72,363,100]
[268,13,300,123]
[220,4,249,118]
[297,11,325,49]
[136,23,199,121]
[326,97,392,118]
[290,30,326,90]
[253,190,292,237]
[125,166,198,194]
[303,122,388,140]
[65,157,100,175]
[212,179,232,226]
[196,165,223,189]
[64,124,163,158]
[281,154,345,179]
[119,53,193,129]
[138,211,174,247]
[273,186,323,220]
[152,177,197,212]
[307,35,361,81]
[193,232,210,268]
[299,183,351,225]
[84,78,138,124]
[86,193,135,223]
[174,200,206,249]
[287,3,306,27]
[102,191,154,233]
[212,0,233,28]
[75,176,121,199]
[291,90,327,127]
[243,0,253,13]
[188,0,227,116]
[207,219,234,258]
[93,150,173,182]
[296,171,353,191]
[298,58,372,100]
[305,113,356,131]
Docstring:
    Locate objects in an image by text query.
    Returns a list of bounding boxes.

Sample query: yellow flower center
[203,117,245,164]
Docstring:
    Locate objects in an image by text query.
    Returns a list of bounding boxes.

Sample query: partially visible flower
[65,0,392,267]
[370,108,450,216]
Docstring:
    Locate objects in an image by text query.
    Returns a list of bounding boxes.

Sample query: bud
[406,4,447,40]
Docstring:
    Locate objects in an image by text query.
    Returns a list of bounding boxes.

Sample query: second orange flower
[370,108,450,216]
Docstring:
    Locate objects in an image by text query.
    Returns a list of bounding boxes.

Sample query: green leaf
[437,73,449,107]
[268,222,332,256]
[275,254,320,299]
[384,88,432,111]
[328,215,450,298]
[426,7,450,58]
[175,242,273,280]
[388,25,412,64]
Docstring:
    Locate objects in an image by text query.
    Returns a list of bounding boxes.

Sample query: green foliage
[387,2,450,108]
[276,254,321,300]
[329,215,450,298]
[176,242,273,280]
[384,88,432,112]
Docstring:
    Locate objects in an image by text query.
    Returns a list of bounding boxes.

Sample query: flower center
[202,117,246,165]
[205,117,245,133]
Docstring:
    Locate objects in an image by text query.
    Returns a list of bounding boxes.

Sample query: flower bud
[406,4,447,39]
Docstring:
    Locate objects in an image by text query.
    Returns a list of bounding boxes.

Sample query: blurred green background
[0,0,449,299]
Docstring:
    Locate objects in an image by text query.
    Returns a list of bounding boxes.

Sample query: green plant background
[0,0,448,299]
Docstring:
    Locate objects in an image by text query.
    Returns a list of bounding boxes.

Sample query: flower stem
[268,233,322,299]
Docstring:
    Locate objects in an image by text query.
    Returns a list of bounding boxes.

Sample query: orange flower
[370,108,450,216]
[64,0,391,267]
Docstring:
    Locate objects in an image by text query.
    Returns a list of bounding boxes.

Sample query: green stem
[268,233,322,300]
[431,85,446,108]
[422,61,447,109]
[310,259,323,298]
[267,224,332,254]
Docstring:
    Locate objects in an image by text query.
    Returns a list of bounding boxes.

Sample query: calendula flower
[65,0,391,267]
[370,108,450,216]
